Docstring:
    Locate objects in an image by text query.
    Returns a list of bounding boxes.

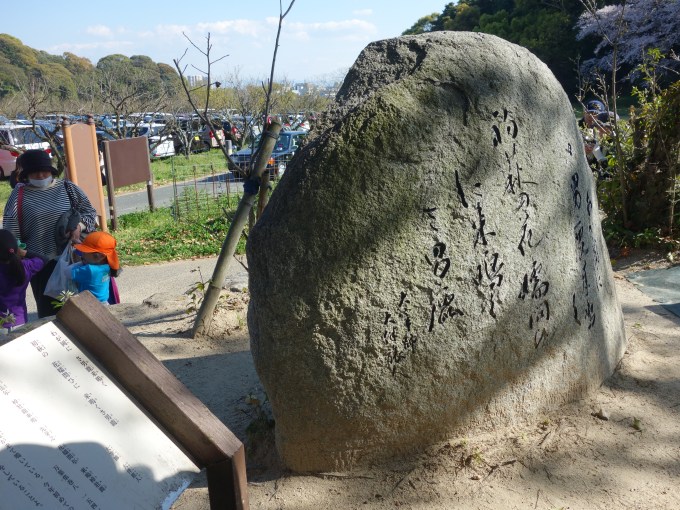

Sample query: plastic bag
[44,243,78,299]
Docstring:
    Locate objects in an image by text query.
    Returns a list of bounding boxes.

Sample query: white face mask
[28,176,54,188]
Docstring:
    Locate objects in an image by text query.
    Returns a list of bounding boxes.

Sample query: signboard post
[0,292,249,509]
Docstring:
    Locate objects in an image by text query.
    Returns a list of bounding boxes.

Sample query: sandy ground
[107,249,677,510]
[12,251,678,509]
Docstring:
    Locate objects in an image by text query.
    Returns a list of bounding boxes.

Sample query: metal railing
[170,161,245,222]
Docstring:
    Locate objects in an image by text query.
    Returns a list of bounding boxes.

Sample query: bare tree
[262,1,296,118]
[11,76,68,171]
[0,91,21,118]
[248,1,298,222]
[190,0,296,337]
[225,67,267,145]
[96,62,170,139]
[173,33,242,169]
[578,0,630,227]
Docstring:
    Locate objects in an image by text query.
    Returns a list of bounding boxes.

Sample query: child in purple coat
[0,229,46,332]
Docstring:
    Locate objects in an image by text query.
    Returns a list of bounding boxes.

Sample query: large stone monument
[247,32,626,472]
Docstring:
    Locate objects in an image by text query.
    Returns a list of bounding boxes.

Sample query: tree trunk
[191,121,282,337]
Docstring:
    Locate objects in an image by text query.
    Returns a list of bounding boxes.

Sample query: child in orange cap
[71,231,120,303]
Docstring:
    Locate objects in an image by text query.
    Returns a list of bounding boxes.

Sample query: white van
[0,123,52,178]
[134,123,175,158]
[0,123,51,152]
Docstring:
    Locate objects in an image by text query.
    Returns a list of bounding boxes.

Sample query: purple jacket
[0,256,45,329]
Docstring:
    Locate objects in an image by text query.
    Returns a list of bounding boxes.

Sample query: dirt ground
[120,249,680,510]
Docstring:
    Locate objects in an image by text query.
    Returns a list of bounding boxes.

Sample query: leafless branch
[173,33,239,171]
[263,0,296,118]
[190,1,296,337]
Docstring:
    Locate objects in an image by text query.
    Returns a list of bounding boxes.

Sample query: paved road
[0,171,245,221]
[110,171,244,215]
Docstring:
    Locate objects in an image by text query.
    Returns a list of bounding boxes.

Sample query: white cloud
[146,24,189,38]
[195,19,262,37]
[264,16,282,28]
[288,30,311,43]
[129,20,261,47]
[44,13,381,78]
[85,25,114,38]
[285,19,377,35]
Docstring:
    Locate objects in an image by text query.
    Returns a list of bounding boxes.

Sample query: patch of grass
[113,205,246,266]
[0,180,11,205]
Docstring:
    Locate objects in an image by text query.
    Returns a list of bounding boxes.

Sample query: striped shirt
[2,179,97,260]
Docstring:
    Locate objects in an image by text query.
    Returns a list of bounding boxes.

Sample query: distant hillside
[0,34,181,99]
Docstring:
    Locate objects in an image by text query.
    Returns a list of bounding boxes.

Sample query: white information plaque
[0,322,201,510]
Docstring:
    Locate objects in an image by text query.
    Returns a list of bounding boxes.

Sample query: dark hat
[585,100,606,113]
[16,149,58,176]
[595,111,612,124]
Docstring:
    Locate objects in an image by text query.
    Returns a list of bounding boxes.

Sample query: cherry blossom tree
[576,0,680,79]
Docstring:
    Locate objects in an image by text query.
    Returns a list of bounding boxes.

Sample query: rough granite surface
[247,31,626,472]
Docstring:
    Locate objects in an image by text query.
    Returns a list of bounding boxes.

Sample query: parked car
[231,130,307,178]
[173,130,206,154]
[128,112,175,124]
[0,123,52,152]
[199,123,226,149]
[0,146,21,179]
[0,123,52,178]
[128,123,175,158]
[149,134,175,158]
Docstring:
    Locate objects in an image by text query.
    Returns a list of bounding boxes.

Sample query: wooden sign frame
[55,292,249,509]
[102,136,156,231]
[61,117,109,232]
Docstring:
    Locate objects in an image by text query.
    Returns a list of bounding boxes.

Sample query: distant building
[186,75,207,87]
[292,82,324,95]
[292,81,339,98]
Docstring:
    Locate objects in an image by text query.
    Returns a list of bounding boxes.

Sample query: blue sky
[2,1,448,84]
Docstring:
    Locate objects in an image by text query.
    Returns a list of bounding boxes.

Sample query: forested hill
[0,34,181,99]
[403,0,595,94]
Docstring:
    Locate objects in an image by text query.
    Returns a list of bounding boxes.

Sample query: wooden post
[207,447,249,510]
[87,115,108,232]
[147,178,155,212]
[56,292,249,509]
[103,141,117,230]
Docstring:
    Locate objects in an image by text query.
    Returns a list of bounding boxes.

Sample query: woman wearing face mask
[2,149,97,318]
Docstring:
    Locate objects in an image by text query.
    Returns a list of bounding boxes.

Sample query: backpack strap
[64,180,77,208]
[17,185,24,241]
